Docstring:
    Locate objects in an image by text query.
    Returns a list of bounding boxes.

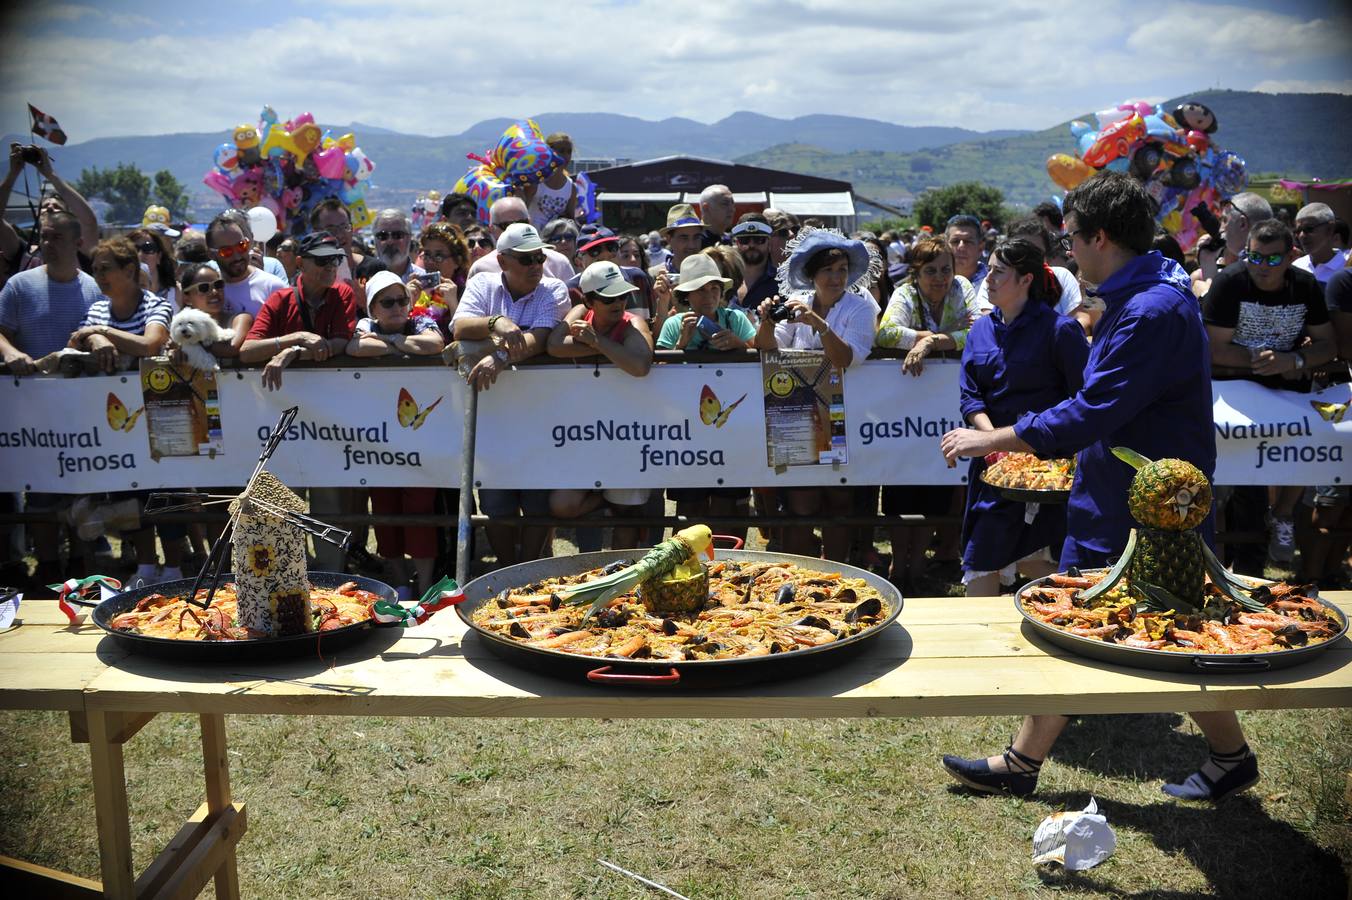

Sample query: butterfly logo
[1310,399,1348,424]
[396,387,443,430]
[105,392,144,432]
[699,385,746,429]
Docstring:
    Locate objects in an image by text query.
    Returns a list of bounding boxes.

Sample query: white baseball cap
[579,261,639,297]
[495,222,552,253]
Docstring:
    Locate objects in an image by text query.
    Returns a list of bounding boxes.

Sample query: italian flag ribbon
[371,576,466,627]
[47,575,123,623]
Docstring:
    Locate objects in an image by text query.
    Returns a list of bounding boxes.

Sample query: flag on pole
[28,103,68,145]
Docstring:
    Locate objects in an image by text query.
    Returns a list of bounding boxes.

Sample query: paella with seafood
[980,452,1076,493]
[471,559,892,662]
[1020,571,1343,654]
[106,580,381,640]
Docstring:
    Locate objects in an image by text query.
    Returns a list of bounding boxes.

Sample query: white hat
[365,270,407,305]
[496,222,552,253]
[579,261,639,297]
[673,254,732,293]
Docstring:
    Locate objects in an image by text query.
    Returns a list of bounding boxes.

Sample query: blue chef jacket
[1013,252,1216,569]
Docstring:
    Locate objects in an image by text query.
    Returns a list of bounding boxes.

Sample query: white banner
[1,362,1347,492]
[0,368,463,491]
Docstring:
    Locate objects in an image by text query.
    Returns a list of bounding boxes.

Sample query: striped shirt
[81,290,173,336]
[0,266,102,358]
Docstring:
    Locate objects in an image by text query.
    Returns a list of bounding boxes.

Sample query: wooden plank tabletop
[5,596,1350,719]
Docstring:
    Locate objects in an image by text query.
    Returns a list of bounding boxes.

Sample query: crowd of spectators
[2,138,1350,600]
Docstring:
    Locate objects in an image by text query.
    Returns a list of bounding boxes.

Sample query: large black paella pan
[458,549,903,688]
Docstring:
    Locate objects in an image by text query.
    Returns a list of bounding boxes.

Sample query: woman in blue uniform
[958,238,1089,597]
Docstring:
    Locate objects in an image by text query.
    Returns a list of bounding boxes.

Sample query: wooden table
[2,593,1349,898]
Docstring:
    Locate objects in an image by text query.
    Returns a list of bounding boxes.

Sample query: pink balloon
[313,145,347,180]
[291,112,315,127]
[203,170,239,203]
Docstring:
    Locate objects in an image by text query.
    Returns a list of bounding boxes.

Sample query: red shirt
[245,276,356,341]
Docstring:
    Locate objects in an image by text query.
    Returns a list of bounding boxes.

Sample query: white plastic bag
[1032,797,1116,870]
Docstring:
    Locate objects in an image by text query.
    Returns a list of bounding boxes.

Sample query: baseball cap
[661,203,702,235]
[672,254,732,293]
[579,261,639,297]
[578,226,619,254]
[298,231,345,259]
[496,222,552,253]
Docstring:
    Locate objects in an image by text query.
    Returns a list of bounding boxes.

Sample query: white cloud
[0,0,1345,139]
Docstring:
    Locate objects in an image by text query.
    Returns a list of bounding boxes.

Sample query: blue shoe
[1162,753,1259,802]
[942,747,1040,797]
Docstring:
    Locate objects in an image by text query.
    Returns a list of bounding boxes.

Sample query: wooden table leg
[86,710,134,900]
[200,713,241,900]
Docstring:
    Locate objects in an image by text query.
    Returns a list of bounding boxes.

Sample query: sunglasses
[374,230,409,242]
[590,293,628,305]
[735,235,768,246]
[583,246,610,257]
[773,228,796,239]
[308,255,343,268]
[509,252,546,266]
[423,250,457,263]
[468,237,493,249]
[1241,249,1286,268]
[376,295,411,309]
[137,241,161,254]
[186,279,225,295]
[211,239,251,260]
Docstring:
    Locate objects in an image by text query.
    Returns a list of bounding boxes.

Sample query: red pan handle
[712,534,745,550]
[586,665,681,685]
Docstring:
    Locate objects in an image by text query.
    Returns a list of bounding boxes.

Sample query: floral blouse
[875,276,981,351]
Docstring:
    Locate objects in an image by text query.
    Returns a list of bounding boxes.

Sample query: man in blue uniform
[937,172,1258,803]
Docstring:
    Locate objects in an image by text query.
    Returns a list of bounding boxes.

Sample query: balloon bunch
[203,106,377,238]
[1046,99,1246,250]
[411,189,441,232]
[452,119,562,225]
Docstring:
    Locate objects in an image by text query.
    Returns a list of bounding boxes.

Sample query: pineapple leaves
[1079,528,1137,604]
[1111,447,1153,471]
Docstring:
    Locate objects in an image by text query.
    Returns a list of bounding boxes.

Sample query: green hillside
[738,90,1352,207]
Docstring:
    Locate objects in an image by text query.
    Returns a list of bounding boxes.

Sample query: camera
[768,302,796,322]
[417,272,442,290]
[695,315,722,338]
[20,145,42,166]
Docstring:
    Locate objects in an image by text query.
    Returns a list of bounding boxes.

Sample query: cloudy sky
[1,0,1349,142]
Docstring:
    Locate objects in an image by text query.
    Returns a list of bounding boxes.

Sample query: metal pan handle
[587,665,681,686]
[1191,656,1271,673]
[61,595,101,609]
[712,535,745,551]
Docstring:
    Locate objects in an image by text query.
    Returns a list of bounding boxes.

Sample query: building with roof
[588,155,856,232]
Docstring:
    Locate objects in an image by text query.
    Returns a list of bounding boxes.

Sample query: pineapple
[637,559,710,616]
[1080,449,1266,615]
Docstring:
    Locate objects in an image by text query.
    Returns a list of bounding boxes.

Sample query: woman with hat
[957,238,1088,596]
[547,260,655,548]
[347,270,444,600]
[875,234,983,591]
[654,254,764,352]
[754,228,881,561]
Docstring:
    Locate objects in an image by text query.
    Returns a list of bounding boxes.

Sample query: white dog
[169,307,234,371]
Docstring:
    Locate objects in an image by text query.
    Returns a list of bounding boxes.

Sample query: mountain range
[4,89,1346,218]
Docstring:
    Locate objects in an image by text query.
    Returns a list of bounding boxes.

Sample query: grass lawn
[1,708,1349,899]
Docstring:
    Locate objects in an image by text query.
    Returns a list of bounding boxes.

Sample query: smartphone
[417,272,441,290]
[696,315,721,339]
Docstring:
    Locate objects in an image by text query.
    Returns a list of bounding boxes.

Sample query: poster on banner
[760,350,846,467]
[139,358,223,458]
[1211,379,1351,485]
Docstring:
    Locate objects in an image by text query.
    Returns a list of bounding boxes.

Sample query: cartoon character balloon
[454,119,562,224]
[203,106,379,237]
[1054,97,1243,251]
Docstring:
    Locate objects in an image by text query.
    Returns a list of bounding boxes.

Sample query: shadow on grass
[1031,789,1348,899]
[1053,714,1210,781]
